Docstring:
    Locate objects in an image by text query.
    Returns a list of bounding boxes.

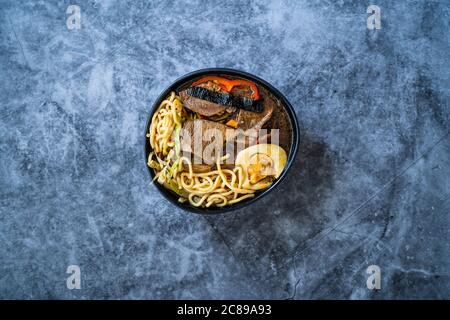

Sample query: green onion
[169,180,182,196]
[168,159,179,180]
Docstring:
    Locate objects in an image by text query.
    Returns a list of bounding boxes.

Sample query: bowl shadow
[204,131,336,295]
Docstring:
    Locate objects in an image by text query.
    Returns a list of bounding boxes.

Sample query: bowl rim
[144,68,300,214]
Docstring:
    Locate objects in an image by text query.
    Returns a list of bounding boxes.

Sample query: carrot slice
[226,119,238,128]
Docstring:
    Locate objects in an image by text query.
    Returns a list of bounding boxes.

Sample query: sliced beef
[230,85,253,98]
[236,90,274,134]
[179,90,229,117]
[260,92,292,152]
[182,87,262,114]
[178,80,281,165]
[180,119,237,165]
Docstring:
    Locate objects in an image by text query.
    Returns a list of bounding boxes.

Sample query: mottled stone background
[0,0,449,299]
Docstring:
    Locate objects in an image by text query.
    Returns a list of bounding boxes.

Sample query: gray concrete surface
[0,0,449,299]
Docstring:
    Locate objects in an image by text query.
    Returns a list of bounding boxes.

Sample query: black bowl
[144,68,299,214]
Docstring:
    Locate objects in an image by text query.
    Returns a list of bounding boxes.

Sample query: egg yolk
[247,153,276,184]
